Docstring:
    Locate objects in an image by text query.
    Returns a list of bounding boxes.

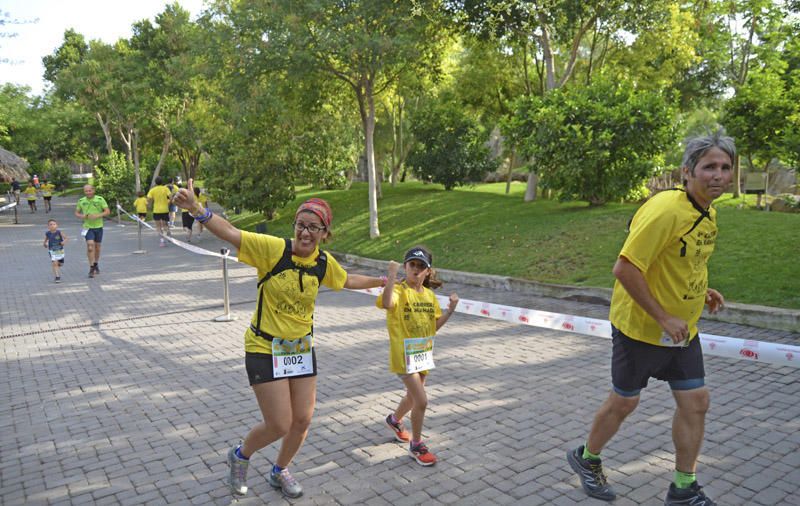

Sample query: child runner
[133,191,148,221]
[23,181,38,213]
[43,219,67,283]
[195,187,208,237]
[377,246,459,466]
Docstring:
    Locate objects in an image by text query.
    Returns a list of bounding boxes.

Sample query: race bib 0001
[404,336,435,374]
[272,334,314,378]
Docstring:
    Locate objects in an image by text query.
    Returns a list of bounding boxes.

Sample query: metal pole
[116,200,125,226]
[133,219,146,254]
[214,248,236,322]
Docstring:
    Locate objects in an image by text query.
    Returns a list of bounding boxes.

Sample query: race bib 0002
[272,334,314,378]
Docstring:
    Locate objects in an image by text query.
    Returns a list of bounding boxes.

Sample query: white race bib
[404,336,435,374]
[660,332,690,348]
[80,228,88,238]
[272,334,314,378]
[49,249,65,261]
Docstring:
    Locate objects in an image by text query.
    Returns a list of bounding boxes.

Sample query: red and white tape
[355,287,800,368]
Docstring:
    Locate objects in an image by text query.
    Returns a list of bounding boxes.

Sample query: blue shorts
[85,228,104,243]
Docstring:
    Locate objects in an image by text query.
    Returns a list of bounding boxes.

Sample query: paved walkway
[2,196,799,505]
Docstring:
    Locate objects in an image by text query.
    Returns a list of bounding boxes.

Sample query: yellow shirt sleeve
[321,253,347,291]
[619,200,679,272]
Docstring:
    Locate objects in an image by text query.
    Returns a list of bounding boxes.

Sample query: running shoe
[664,482,716,505]
[54,276,61,283]
[269,467,303,498]
[409,441,437,466]
[88,267,95,278]
[226,446,248,496]
[567,446,616,501]
[93,264,99,275]
[385,414,410,443]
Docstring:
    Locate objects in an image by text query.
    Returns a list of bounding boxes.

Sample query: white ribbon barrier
[355,287,800,368]
[0,201,18,212]
[117,204,239,261]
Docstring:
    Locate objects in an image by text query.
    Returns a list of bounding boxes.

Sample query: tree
[448,0,667,200]
[723,68,795,173]
[508,78,678,205]
[226,0,450,238]
[407,96,497,190]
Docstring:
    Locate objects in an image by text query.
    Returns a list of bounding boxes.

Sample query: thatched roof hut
[0,147,30,183]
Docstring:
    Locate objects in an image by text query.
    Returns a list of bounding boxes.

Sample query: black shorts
[44,196,52,201]
[611,325,705,396]
[138,213,147,219]
[245,350,318,385]
[181,212,194,229]
[153,212,169,222]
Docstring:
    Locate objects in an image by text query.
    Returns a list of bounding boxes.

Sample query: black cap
[403,247,431,268]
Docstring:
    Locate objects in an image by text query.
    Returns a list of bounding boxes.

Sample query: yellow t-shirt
[198,194,208,206]
[133,197,148,214]
[237,231,348,354]
[40,183,55,197]
[609,189,718,346]
[147,185,172,214]
[24,185,37,200]
[376,281,442,374]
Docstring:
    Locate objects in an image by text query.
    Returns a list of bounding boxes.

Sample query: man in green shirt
[75,184,110,278]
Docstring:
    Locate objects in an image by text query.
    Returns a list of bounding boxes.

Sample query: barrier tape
[117,204,239,261]
[354,287,800,368]
[0,201,18,212]
[116,202,800,369]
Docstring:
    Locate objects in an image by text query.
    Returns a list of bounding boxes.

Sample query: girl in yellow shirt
[377,246,459,466]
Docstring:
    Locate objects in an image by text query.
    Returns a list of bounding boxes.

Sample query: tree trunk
[357,82,380,238]
[505,149,517,194]
[524,171,538,202]
[538,16,557,91]
[149,131,172,189]
[732,153,741,198]
[96,112,113,156]
[132,128,141,193]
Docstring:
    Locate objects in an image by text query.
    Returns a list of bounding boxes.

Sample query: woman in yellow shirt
[173,179,384,499]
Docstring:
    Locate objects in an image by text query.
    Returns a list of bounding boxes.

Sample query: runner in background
[40,179,55,213]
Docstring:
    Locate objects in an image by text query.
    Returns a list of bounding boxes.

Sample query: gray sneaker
[567,446,616,501]
[226,446,249,496]
[269,467,303,498]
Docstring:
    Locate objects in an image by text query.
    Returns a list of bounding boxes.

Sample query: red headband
[295,198,332,228]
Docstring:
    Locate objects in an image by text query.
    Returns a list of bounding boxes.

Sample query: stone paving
[1,196,799,505]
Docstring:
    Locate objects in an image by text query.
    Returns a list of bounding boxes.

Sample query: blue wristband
[193,208,212,223]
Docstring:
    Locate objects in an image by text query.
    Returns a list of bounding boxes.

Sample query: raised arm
[379,261,400,309]
[172,178,242,249]
[435,293,459,330]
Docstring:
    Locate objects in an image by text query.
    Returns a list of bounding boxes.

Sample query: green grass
[229,182,800,309]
